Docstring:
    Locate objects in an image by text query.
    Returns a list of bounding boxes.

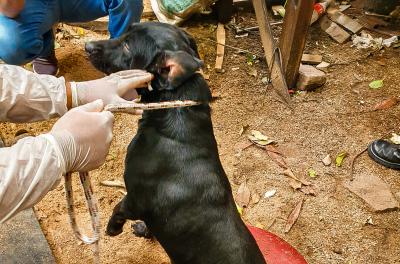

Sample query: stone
[316,61,330,70]
[344,173,399,212]
[296,64,327,91]
[0,209,55,264]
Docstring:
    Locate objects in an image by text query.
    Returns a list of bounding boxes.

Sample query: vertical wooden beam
[251,0,290,105]
[279,0,315,88]
[215,23,226,72]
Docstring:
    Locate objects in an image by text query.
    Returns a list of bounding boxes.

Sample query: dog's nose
[85,42,101,54]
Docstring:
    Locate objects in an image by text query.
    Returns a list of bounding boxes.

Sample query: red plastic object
[247,225,308,264]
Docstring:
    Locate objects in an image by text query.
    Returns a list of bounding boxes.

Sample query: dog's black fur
[86,22,265,264]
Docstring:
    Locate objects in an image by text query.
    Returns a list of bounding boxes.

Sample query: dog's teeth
[148,83,153,91]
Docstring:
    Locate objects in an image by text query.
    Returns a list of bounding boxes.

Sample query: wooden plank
[319,16,351,43]
[215,23,226,72]
[301,54,323,65]
[251,0,290,104]
[339,4,352,12]
[327,7,363,33]
[279,0,315,88]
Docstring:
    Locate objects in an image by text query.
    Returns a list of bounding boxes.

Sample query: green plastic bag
[161,0,198,14]
[156,0,216,19]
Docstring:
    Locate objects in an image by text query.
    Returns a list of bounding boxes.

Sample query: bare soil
[1,4,400,264]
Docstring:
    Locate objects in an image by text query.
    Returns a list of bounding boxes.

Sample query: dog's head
[85,22,206,95]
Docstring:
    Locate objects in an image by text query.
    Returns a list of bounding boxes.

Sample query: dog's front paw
[106,219,125,236]
[132,221,152,239]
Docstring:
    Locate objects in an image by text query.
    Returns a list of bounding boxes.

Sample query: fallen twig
[350,147,368,180]
[100,180,125,189]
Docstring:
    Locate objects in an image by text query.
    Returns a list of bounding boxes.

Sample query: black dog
[86,22,265,264]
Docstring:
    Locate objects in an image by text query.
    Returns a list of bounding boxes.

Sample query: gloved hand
[49,100,114,172]
[71,70,153,115]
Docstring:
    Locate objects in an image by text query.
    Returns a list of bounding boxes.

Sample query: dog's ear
[150,50,203,90]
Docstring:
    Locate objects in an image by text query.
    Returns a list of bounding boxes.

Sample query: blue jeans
[0,0,143,65]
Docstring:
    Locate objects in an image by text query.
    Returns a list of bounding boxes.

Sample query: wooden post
[251,0,290,105]
[279,0,315,88]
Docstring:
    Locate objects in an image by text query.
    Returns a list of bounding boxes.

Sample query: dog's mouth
[85,39,133,75]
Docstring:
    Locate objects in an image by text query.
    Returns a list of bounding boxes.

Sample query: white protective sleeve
[0,64,68,223]
[0,64,68,123]
[0,134,65,223]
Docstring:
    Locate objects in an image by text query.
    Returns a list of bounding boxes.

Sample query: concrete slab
[0,209,55,264]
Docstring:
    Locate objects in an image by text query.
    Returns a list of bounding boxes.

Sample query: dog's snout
[85,42,102,54]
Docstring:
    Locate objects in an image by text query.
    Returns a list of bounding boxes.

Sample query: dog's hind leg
[106,196,131,236]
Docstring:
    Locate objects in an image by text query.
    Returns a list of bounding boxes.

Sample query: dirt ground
[1,3,400,264]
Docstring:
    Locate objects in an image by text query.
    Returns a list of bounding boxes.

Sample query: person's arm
[0,64,153,123]
[0,64,69,122]
[0,100,114,223]
[0,0,25,18]
[0,135,63,223]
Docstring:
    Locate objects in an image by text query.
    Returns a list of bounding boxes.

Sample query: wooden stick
[215,23,226,72]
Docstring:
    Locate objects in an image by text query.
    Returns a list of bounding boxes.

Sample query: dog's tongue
[246,224,308,264]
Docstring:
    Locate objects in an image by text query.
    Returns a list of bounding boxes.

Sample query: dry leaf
[283,168,311,186]
[289,178,302,190]
[369,80,384,89]
[390,133,400,144]
[322,154,332,166]
[266,145,288,169]
[255,222,265,229]
[283,168,299,180]
[77,27,85,36]
[251,192,261,205]
[248,130,274,146]
[248,68,258,77]
[236,182,251,208]
[300,185,316,196]
[284,199,304,233]
[308,168,317,178]
[336,152,348,167]
[373,97,399,111]
[236,204,243,215]
[239,125,249,136]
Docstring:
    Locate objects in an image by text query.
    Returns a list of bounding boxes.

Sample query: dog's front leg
[106,196,131,236]
[131,220,152,238]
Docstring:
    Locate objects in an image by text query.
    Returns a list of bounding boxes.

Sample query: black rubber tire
[214,0,233,24]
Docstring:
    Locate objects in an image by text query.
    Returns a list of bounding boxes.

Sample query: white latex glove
[71,70,153,114]
[49,99,114,172]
